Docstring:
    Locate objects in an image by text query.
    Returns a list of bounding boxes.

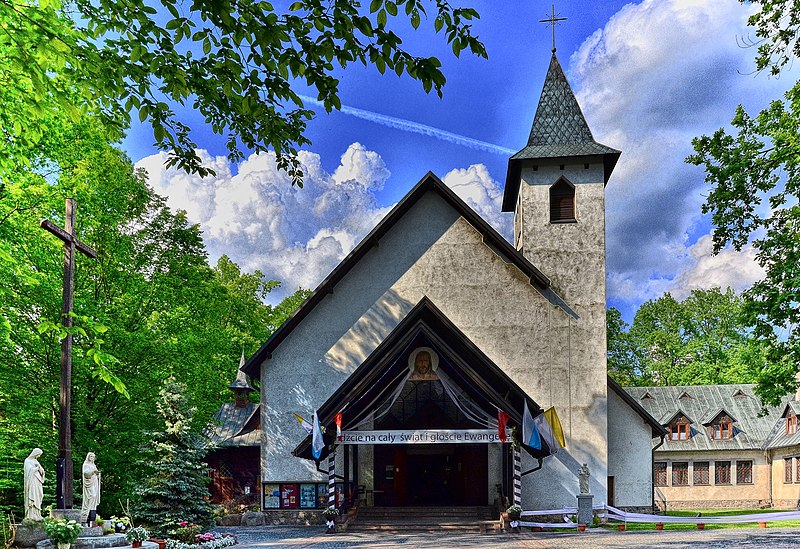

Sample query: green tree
[133,377,212,530]
[606,307,639,386]
[0,0,486,183]
[688,0,800,406]
[0,111,308,514]
[607,288,764,387]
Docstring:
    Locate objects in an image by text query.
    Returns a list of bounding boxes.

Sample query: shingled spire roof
[502,53,620,211]
[229,351,255,392]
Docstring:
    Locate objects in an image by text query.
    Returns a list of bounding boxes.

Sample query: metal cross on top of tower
[539,4,568,53]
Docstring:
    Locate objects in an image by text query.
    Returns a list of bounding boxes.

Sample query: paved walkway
[215,526,800,548]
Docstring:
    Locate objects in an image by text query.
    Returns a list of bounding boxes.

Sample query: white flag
[311,410,325,460]
[534,412,558,454]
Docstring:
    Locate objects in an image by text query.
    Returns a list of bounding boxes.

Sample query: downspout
[652,433,666,513]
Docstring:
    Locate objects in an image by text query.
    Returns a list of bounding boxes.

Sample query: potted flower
[127,527,149,548]
[109,516,130,533]
[95,517,105,529]
[44,518,83,549]
[321,505,338,533]
[506,504,522,533]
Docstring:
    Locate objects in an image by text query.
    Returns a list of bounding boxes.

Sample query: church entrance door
[374,443,487,506]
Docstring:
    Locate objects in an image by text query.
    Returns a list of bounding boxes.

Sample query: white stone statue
[23,448,45,521]
[579,463,590,494]
[81,452,101,524]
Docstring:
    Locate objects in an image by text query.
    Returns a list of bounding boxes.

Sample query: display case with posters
[281,483,299,508]
[316,483,328,508]
[263,483,280,509]
[299,484,317,508]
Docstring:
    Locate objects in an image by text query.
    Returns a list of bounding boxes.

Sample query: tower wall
[516,159,609,504]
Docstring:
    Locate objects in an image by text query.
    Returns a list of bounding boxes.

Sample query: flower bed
[165,533,237,549]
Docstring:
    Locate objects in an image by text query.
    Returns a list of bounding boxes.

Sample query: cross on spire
[539,4,567,53]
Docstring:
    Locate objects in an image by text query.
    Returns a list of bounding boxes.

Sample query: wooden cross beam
[40,198,97,509]
[539,4,568,53]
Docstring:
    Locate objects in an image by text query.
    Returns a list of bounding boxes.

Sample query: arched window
[549,178,575,222]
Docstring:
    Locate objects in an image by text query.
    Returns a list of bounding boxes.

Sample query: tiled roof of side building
[624,384,790,452]
[765,401,800,450]
[205,402,260,448]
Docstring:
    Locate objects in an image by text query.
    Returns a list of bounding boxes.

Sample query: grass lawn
[607,509,800,531]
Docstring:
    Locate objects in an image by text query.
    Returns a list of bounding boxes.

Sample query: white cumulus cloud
[569,0,787,306]
[136,144,510,302]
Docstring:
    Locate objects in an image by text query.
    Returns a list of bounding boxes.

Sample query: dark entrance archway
[374,443,487,506]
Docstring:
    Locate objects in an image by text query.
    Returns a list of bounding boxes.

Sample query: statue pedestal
[576,494,593,526]
[50,509,83,522]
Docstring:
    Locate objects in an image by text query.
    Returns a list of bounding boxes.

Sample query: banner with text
[339,429,511,445]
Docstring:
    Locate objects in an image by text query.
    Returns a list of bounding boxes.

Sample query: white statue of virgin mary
[23,448,45,521]
[81,452,101,524]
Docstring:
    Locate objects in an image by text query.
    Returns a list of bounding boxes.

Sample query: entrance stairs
[347,506,500,534]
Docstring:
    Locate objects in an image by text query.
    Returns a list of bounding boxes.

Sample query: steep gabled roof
[502,53,620,211]
[205,402,260,448]
[291,296,545,461]
[700,408,738,426]
[243,171,574,377]
[660,408,694,426]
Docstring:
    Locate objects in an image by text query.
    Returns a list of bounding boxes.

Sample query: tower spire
[539,4,567,53]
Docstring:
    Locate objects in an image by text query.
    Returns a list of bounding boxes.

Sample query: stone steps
[35,535,157,549]
[348,506,499,534]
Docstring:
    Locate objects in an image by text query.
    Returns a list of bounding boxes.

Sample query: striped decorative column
[513,447,521,506]
[328,452,336,506]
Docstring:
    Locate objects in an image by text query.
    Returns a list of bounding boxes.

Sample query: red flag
[335,412,343,441]
[498,410,510,443]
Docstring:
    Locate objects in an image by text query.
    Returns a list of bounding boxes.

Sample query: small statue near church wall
[579,463,590,494]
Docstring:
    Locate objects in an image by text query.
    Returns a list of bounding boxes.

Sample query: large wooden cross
[41,198,97,509]
[539,4,568,53]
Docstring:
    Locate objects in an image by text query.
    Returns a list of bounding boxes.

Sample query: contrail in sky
[299,95,516,156]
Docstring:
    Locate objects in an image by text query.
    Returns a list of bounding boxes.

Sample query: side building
[625,384,800,510]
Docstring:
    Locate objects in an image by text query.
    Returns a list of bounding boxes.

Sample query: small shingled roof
[625,384,789,452]
[502,53,620,211]
[205,402,260,448]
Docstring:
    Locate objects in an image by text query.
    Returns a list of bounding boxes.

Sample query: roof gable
[291,296,546,460]
[700,408,738,426]
[244,171,571,377]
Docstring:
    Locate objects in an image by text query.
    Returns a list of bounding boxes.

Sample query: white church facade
[239,52,665,516]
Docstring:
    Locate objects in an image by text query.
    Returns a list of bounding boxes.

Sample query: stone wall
[261,511,326,526]
[663,499,769,510]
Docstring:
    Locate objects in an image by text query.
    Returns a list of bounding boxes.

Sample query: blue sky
[128,0,792,322]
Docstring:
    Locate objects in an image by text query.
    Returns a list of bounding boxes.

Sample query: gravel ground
[214,525,800,548]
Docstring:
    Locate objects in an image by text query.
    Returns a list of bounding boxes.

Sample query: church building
[240,51,665,517]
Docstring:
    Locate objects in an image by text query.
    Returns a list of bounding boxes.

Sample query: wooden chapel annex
[237,51,666,518]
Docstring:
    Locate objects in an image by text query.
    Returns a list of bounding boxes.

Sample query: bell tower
[503,51,620,504]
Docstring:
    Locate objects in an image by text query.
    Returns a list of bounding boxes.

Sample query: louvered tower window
[549,178,575,222]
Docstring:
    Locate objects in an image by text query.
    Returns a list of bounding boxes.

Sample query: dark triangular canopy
[292,297,545,461]
[502,53,621,211]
